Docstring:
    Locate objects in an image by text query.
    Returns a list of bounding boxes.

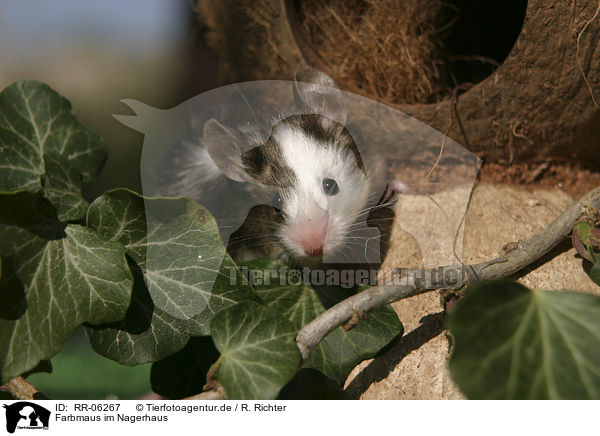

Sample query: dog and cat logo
[2,402,50,433]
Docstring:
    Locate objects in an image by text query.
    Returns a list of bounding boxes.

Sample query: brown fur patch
[288,114,365,173]
[242,114,366,187]
[241,139,296,188]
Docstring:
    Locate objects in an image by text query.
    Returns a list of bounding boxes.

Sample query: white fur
[274,125,371,259]
[190,143,222,181]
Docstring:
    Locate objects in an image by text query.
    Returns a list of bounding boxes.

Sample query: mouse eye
[271,192,283,213]
[323,178,339,196]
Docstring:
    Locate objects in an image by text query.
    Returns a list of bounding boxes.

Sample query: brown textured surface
[297,0,446,104]
[197,0,600,167]
[478,161,600,199]
[343,183,599,399]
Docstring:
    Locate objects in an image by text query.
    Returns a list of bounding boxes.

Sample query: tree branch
[184,386,227,400]
[1,377,47,400]
[296,186,600,360]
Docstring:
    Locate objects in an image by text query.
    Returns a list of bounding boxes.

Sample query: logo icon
[3,402,50,433]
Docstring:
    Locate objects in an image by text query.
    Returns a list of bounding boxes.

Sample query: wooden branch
[184,385,227,400]
[1,377,47,400]
[296,186,600,360]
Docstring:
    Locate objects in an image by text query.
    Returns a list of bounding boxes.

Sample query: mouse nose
[304,243,324,257]
[300,226,326,256]
[289,215,328,257]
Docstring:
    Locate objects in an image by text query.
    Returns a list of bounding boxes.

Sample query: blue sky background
[0,0,189,60]
[0,0,212,201]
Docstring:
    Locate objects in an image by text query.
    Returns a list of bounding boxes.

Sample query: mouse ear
[293,68,347,126]
[203,119,248,182]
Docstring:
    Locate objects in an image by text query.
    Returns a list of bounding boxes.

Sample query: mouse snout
[289,214,329,257]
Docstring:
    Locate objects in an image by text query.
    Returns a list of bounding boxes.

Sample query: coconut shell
[197,0,600,168]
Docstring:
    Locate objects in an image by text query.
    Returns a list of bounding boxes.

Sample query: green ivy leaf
[448,280,600,399]
[41,153,89,221]
[572,222,600,286]
[23,360,52,378]
[150,336,220,399]
[242,259,403,385]
[278,368,343,399]
[85,189,256,365]
[572,222,600,263]
[589,259,600,287]
[0,80,105,220]
[0,193,133,382]
[211,301,300,399]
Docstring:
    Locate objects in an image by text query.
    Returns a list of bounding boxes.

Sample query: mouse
[157,69,401,270]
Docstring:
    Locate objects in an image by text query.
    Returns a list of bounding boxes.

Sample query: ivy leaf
[0,80,105,220]
[589,259,600,287]
[0,193,133,382]
[22,360,52,378]
[84,258,210,365]
[150,336,220,399]
[242,259,403,385]
[448,280,600,399]
[305,305,401,385]
[572,222,600,286]
[278,368,343,399]
[41,153,89,221]
[211,301,300,399]
[85,189,256,365]
[572,222,600,263]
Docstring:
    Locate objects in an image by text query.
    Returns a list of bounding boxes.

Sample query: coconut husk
[297,0,448,104]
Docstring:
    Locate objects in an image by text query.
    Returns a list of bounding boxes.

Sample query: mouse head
[246,113,373,263]
[204,70,381,264]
